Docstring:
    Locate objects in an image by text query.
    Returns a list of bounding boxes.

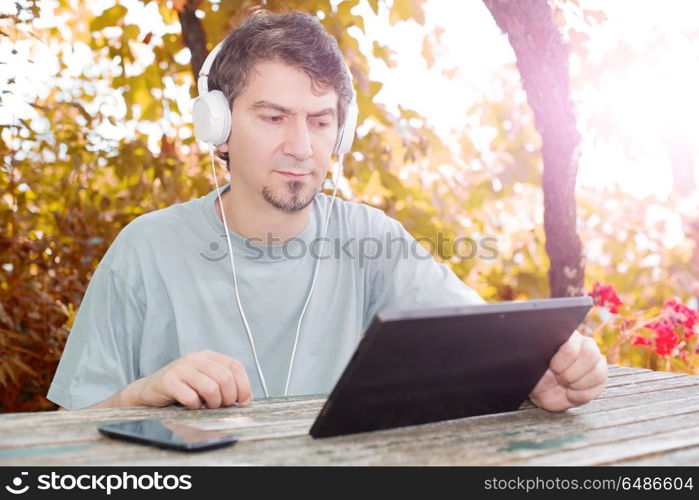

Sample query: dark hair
[207,8,353,168]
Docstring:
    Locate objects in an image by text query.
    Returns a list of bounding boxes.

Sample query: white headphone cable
[283,153,343,395]
[209,148,270,398]
[209,148,342,398]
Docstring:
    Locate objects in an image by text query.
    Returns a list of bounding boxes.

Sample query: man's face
[216,60,339,213]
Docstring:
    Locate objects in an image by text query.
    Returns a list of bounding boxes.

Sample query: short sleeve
[363,212,485,330]
[46,263,144,410]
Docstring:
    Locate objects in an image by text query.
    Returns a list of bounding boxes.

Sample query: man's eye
[313,120,330,128]
[263,116,284,123]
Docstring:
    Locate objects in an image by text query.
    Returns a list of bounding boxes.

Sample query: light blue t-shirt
[47,185,484,409]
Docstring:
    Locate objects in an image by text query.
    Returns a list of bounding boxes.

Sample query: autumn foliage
[2,1,698,413]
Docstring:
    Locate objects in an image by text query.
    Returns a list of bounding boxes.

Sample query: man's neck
[215,183,312,244]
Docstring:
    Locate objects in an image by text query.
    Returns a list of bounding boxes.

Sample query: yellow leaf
[159,2,179,26]
[337,0,360,19]
[389,0,425,25]
[122,24,140,42]
[144,63,163,90]
[363,170,390,201]
[372,41,396,68]
[89,4,127,32]
[163,33,183,55]
[422,37,434,69]
[368,80,383,98]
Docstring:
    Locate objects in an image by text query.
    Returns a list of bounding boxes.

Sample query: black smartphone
[97,419,239,452]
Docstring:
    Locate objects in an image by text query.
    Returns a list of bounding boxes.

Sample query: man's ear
[215,142,229,154]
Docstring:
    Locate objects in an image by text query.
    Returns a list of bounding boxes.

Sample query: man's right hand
[124,350,253,410]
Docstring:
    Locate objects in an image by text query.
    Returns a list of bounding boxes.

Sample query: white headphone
[192,41,359,154]
[192,39,357,398]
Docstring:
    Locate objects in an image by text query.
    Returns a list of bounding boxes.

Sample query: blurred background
[1,0,698,412]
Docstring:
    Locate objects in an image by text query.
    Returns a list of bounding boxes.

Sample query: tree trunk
[483,0,585,297]
[178,1,208,80]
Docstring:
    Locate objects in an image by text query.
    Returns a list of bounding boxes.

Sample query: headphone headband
[197,42,224,96]
[192,40,357,155]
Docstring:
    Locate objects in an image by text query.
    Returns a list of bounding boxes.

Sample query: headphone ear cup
[192,89,231,146]
[333,92,358,155]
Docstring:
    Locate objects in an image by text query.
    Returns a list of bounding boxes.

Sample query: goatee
[262,181,317,212]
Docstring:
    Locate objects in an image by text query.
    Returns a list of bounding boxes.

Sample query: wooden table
[1,365,698,466]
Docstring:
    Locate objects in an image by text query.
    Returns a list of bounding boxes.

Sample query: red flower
[647,318,679,357]
[632,336,651,346]
[589,282,623,314]
[655,329,679,357]
[662,299,697,339]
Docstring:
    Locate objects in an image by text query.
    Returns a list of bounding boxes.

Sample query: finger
[530,368,558,396]
[550,331,583,375]
[566,378,606,406]
[169,379,203,410]
[229,359,253,405]
[196,362,237,407]
[559,336,603,386]
[203,351,253,405]
[180,366,223,409]
[568,355,608,391]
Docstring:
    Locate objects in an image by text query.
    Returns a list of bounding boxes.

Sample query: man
[48,10,606,412]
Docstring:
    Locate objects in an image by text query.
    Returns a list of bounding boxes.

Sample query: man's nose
[282,118,313,160]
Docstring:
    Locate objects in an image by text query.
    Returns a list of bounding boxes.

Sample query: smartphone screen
[97,419,239,451]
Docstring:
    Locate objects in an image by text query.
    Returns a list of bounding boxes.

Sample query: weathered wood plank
[0,397,323,451]
[0,394,324,429]
[1,368,697,465]
[5,375,692,457]
[604,370,684,388]
[65,397,699,466]
[571,381,699,414]
[613,445,699,466]
[607,365,652,376]
[599,375,699,399]
[6,388,699,466]
[509,427,699,466]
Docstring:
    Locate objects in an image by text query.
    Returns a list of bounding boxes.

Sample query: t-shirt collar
[202,184,319,262]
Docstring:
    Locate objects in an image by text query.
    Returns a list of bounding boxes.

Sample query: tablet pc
[310,296,593,438]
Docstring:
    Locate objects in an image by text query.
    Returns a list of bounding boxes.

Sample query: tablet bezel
[310,296,593,438]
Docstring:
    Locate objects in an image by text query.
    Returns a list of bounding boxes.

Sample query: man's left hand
[529,330,607,412]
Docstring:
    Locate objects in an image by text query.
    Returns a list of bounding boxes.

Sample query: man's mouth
[275,170,311,178]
